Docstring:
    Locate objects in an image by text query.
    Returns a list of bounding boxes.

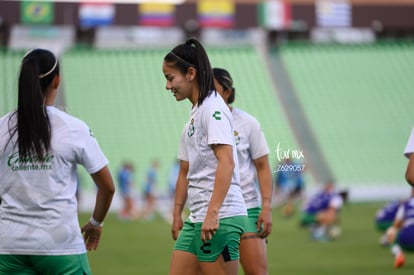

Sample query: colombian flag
[198,0,234,29]
[138,3,175,27]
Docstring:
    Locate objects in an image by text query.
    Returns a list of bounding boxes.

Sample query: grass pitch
[79,202,413,274]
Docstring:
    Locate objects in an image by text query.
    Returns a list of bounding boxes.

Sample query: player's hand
[171,216,184,240]
[257,208,272,238]
[201,212,219,243]
[81,222,102,251]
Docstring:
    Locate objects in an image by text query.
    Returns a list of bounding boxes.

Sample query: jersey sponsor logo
[200,242,212,254]
[187,118,195,137]
[212,111,221,120]
[7,152,54,171]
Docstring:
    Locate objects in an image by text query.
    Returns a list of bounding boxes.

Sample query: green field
[79,202,413,274]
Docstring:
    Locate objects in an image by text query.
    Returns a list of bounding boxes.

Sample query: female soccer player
[213,68,273,275]
[162,39,247,275]
[0,49,115,274]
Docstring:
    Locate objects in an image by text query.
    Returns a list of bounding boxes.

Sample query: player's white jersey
[232,108,270,209]
[0,106,108,255]
[178,92,247,223]
[404,128,414,158]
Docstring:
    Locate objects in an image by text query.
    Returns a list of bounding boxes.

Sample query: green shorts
[300,212,317,227]
[0,253,91,275]
[376,221,393,232]
[244,207,262,233]
[174,215,246,262]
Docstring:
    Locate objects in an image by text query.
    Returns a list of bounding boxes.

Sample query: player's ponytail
[9,49,59,158]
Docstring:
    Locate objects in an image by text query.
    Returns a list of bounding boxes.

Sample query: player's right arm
[82,166,115,251]
[171,160,189,240]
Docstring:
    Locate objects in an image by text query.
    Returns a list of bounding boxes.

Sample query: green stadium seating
[0,51,22,116]
[277,41,414,191]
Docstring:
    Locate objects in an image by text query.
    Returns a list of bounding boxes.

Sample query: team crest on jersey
[89,129,95,138]
[234,130,240,145]
[187,118,195,137]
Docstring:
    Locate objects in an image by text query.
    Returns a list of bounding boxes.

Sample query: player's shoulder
[48,107,90,133]
[202,92,230,113]
[0,112,14,138]
[205,92,225,105]
[233,107,260,126]
[0,111,13,126]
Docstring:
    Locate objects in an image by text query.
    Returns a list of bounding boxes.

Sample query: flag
[316,0,351,28]
[258,0,291,30]
[79,2,115,27]
[138,3,175,27]
[198,0,234,29]
[21,1,53,24]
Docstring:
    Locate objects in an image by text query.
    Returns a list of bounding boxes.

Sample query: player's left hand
[257,208,272,238]
[81,222,102,251]
[201,212,219,243]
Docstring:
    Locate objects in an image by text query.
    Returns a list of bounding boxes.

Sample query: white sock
[391,244,402,256]
[313,225,326,238]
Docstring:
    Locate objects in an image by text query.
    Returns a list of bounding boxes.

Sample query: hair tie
[185,39,197,48]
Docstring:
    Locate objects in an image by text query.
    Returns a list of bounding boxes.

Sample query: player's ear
[186,67,196,81]
[52,75,60,89]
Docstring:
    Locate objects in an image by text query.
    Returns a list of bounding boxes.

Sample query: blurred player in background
[214,67,272,275]
[164,158,180,224]
[117,161,138,220]
[168,158,180,199]
[0,49,115,274]
[141,159,160,221]
[163,38,247,275]
[300,181,344,241]
[384,188,414,268]
[375,200,401,246]
[274,157,305,218]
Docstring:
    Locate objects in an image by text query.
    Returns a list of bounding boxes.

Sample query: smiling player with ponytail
[163,39,247,275]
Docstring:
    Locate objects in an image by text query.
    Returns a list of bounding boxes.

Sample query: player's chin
[174,94,185,101]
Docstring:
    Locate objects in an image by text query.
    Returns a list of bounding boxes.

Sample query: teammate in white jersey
[162,39,247,275]
[213,68,273,275]
[0,49,115,274]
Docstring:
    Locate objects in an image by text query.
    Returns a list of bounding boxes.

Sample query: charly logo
[275,142,305,172]
[7,152,54,171]
[234,130,240,145]
[212,111,221,120]
[187,118,195,137]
